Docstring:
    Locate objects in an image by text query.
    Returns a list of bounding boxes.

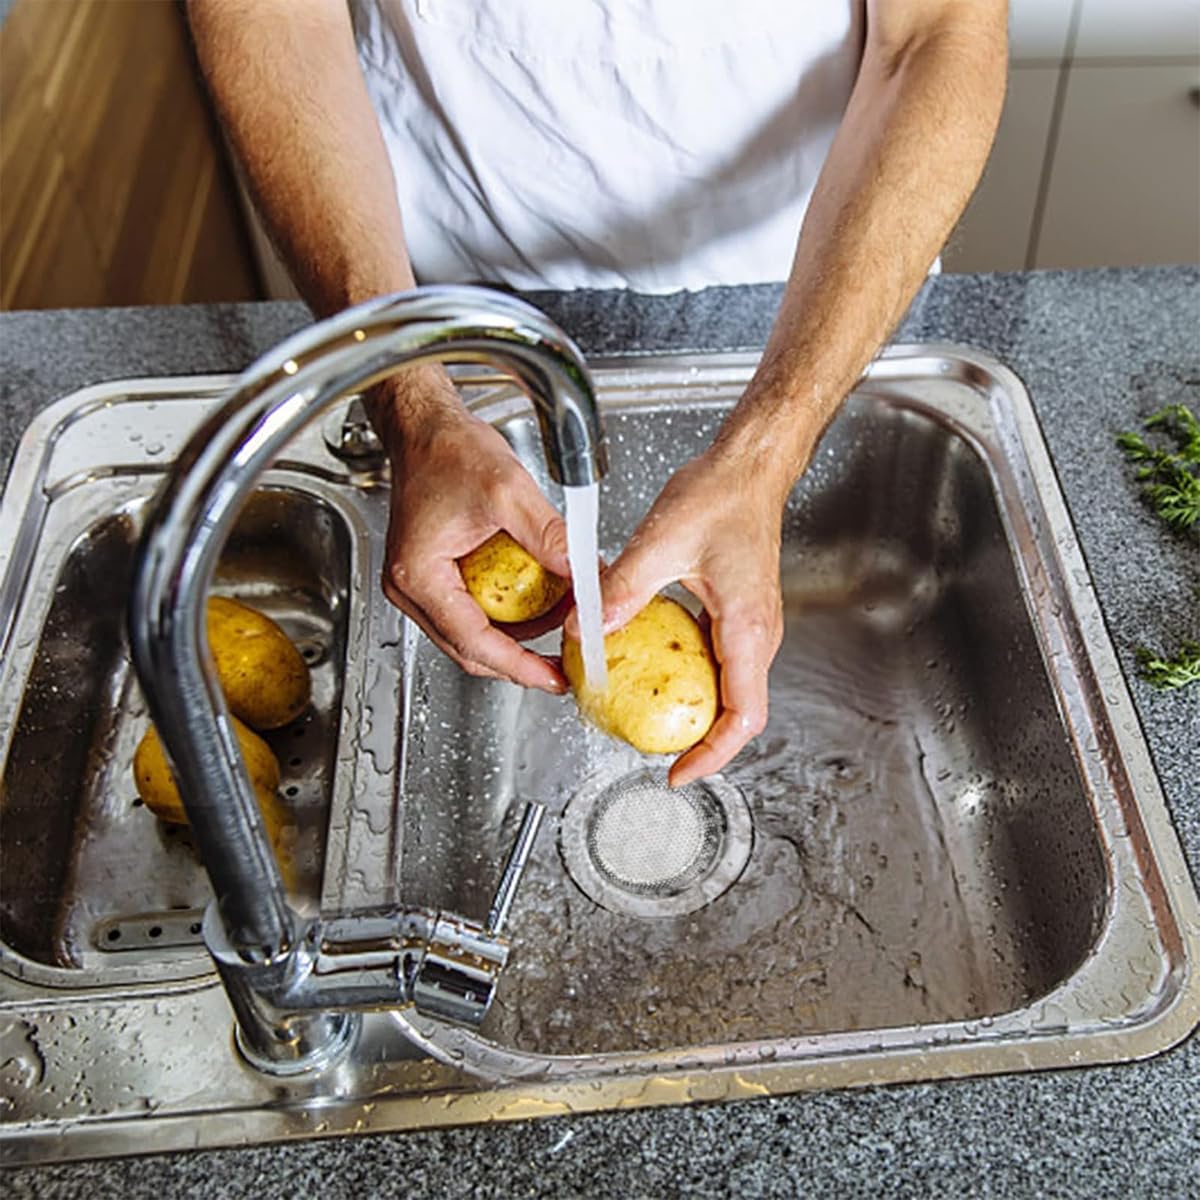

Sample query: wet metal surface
[1,490,350,986]
[406,391,1109,1054]
[0,349,1196,1163]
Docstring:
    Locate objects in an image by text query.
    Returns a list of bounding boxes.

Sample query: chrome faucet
[128,286,605,1074]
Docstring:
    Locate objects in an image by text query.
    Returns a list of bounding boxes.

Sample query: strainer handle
[486,801,546,936]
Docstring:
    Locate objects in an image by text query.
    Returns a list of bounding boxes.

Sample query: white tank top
[352,1,865,292]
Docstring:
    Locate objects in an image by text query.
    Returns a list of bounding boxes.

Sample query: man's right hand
[372,367,571,694]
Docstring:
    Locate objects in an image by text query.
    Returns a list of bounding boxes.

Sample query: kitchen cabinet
[1074,0,1200,59]
[234,174,301,301]
[1036,65,1200,267]
[0,0,260,309]
[946,0,1200,272]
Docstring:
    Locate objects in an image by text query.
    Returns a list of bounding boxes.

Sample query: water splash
[564,483,607,691]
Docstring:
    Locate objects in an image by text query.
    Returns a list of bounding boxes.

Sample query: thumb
[503,490,571,579]
[565,541,661,639]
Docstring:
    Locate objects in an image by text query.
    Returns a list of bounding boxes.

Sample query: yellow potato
[206,596,311,730]
[563,595,718,755]
[460,531,569,623]
[132,717,281,826]
[132,718,297,888]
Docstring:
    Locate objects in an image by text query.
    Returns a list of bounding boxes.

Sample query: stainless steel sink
[1,488,350,987]
[1,348,1197,1163]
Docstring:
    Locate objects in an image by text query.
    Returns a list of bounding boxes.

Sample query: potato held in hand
[460,531,569,623]
[133,717,281,826]
[207,596,310,730]
[563,595,718,755]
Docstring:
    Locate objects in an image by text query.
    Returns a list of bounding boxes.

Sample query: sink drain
[559,769,752,918]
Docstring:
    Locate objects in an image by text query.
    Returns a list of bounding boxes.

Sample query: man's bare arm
[717,0,1009,483]
[189,0,571,694]
[189,0,412,315]
[593,0,1009,785]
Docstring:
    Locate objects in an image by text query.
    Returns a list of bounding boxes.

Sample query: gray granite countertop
[2,268,1198,1197]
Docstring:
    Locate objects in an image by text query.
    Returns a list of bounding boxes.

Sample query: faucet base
[234,1010,360,1078]
[205,905,360,1075]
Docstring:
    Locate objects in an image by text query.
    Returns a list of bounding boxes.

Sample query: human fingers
[494,585,576,643]
[562,526,680,641]
[667,599,780,787]
[384,561,567,692]
[497,473,572,579]
[381,579,504,681]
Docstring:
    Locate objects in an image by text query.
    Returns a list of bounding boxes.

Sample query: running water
[564,483,607,691]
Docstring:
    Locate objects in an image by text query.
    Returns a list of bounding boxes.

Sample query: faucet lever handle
[486,801,546,936]
[412,800,544,1027]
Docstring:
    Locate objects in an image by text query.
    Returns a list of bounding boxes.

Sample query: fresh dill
[1116,403,1200,534]
[1116,404,1200,692]
[1135,641,1200,691]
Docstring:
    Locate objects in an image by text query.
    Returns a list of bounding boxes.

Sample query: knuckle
[443,631,475,661]
[443,629,503,681]
[769,615,785,652]
[602,563,633,602]
[542,514,568,557]
[742,705,769,738]
[484,460,525,503]
[384,557,414,592]
[724,602,775,641]
[384,544,427,590]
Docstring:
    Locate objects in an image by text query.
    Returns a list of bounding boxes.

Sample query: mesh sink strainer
[558,768,753,918]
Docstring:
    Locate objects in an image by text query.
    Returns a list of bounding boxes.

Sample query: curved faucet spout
[127,286,604,1070]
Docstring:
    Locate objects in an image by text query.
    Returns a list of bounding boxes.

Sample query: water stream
[563,483,607,691]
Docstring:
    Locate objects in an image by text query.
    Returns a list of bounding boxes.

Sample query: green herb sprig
[1116,403,1200,533]
[1116,404,1200,691]
[1135,640,1200,691]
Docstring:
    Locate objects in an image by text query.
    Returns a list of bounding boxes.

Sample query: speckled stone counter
[3,268,1198,1198]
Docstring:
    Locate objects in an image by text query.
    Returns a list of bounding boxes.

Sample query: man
[190,0,1008,785]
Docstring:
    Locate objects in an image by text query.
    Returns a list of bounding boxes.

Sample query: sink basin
[1,488,350,986]
[408,389,1107,1054]
[1,348,1197,1163]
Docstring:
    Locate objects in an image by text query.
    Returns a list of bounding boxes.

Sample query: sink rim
[0,344,1197,1166]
